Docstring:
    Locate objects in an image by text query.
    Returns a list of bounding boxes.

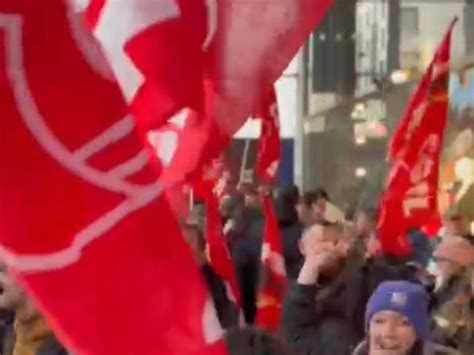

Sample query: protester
[430,236,474,353]
[295,189,330,227]
[295,194,313,226]
[353,281,459,355]
[307,189,330,224]
[229,178,266,325]
[181,221,239,329]
[282,223,420,354]
[0,265,67,355]
[0,309,14,354]
[442,208,472,241]
[274,185,304,279]
[354,207,378,258]
[406,228,434,268]
[225,327,294,355]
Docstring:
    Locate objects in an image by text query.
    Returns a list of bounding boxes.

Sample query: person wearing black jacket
[282,223,420,355]
[0,265,68,355]
[274,185,304,280]
[226,184,265,325]
[181,221,239,329]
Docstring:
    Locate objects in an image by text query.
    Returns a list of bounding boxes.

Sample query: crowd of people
[1,178,474,355]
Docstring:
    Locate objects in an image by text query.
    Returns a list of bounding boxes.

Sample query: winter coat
[282,257,419,355]
[2,313,67,355]
[352,340,460,355]
[431,272,474,354]
[201,263,239,329]
[230,207,265,324]
[274,189,304,280]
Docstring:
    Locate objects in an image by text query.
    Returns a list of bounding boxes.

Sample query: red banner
[0,2,224,354]
[256,88,281,183]
[87,0,335,189]
[206,196,242,306]
[378,19,457,257]
[256,196,287,331]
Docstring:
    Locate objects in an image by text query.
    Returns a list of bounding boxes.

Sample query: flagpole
[240,138,251,182]
[189,187,194,213]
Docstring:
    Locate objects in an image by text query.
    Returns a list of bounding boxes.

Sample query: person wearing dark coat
[225,327,295,355]
[282,223,420,355]
[181,221,239,329]
[430,236,474,354]
[230,197,265,325]
[201,264,240,329]
[274,185,304,280]
[0,265,68,355]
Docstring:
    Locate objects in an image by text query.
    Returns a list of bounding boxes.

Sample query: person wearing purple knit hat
[353,281,459,355]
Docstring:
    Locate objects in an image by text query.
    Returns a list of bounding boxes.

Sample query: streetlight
[390,70,409,85]
[355,167,367,178]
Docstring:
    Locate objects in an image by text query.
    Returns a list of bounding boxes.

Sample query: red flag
[378,19,457,257]
[87,0,208,127]
[0,2,225,355]
[256,88,281,184]
[87,0,334,188]
[193,156,241,306]
[256,196,287,331]
[85,0,214,188]
[206,196,242,307]
[209,0,335,137]
[389,20,457,161]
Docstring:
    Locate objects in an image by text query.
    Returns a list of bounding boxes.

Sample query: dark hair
[225,327,294,355]
[302,188,329,206]
[461,233,474,245]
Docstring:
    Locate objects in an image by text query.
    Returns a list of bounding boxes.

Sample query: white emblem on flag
[0,13,161,273]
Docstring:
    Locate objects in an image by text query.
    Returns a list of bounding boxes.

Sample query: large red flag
[194,157,242,308]
[87,0,335,188]
[254,88,285,331]
[86,0,207,127]
[0,2,225,355]
[378,19,457,257]
[256,195,287,331]
[206,196,242,307]
[209,0,335,137]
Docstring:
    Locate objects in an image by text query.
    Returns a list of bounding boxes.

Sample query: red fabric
[0,3,224,355]
[87,0,211,189]
[421,219,443,238]
[88,0,335,189]
[192,156,241,306]
[90,0,207,126]
[388,20,457,161]
[378,19,457,257]
[209,0,335,137]
[256,196,287,331]
[206,197,242,306]
[256,88,281,183]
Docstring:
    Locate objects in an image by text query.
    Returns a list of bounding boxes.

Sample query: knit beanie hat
[433,236,474,267]
[365,281,430,340]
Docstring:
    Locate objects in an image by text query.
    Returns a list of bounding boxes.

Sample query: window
[380,29,386,50]
[401,7,419,37]
[379,60,385,75]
